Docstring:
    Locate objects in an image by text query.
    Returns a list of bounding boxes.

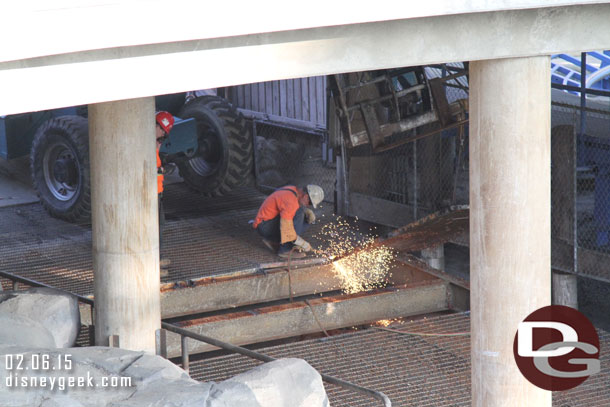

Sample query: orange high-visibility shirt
[156,147,164,194]
[253,186,299,228]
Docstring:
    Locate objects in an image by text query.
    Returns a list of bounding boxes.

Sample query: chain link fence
[338,66,470,226]
[551,89,610,283]
[252,120,335,203]
[346,124,468,212]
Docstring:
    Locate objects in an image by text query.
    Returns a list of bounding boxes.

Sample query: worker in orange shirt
[253,185,324,258]
[156,111,174,273]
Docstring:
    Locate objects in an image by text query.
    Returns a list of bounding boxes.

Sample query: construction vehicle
[0,93,253,222]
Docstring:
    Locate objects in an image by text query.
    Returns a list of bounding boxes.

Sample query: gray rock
[0,287,80,348]
[0,346,329,407]
[0,314,56,348]
[209,358,330,407]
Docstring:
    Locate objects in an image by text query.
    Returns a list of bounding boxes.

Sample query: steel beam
[164,280,449,358]
[159,264,344,318]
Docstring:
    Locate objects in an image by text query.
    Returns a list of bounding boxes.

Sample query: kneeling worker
[253,185,324,259]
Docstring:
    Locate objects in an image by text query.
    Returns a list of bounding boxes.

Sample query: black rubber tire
[177,96,253,195]
[30,116,91,223]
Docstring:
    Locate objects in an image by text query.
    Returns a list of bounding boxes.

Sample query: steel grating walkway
[187,312,610,407]
[0,183,358,295]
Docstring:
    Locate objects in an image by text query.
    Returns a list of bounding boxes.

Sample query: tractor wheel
[30,116,91,223]
[177,96,253,195]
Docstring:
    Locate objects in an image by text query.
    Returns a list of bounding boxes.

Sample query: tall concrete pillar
[470,57,551,406]
[89,98,161,353]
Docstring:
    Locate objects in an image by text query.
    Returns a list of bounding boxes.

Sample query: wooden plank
[244,84,251,110]
[251,82,259,112]
[280,80,287,117]
[286,80,295,118]
[309,76,316,123]
[258,81,265,114]
[294,78,302,120]
[316,76,326,126]
[265,81,273,114]
[228,87,237,105]
[237,85,244,108]
[272,80,280,116]
[301,77,309,120]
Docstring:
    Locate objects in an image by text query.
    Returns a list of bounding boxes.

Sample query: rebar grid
[0,184,354,294]
[187,312,610,407]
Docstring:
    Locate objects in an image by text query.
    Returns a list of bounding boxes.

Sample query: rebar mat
[0,183,369,295]
[187,312,610,407]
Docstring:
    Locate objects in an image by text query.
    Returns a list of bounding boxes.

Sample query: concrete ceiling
[1,1,610,115]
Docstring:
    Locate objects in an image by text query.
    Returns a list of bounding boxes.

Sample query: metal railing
[0,270,392,406]
[160,321,392,407]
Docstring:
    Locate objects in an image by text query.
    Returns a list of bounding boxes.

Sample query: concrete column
[470,57,551,406]
[421,244,444,271]
[89,97,160,353]
[552,271,578,309]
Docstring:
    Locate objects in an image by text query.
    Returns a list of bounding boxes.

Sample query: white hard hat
[306,184,324,208]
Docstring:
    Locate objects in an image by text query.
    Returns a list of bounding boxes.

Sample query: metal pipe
[340,131,350,215]
[0,270,94,306]
[580,52,587,139]
[181,335,190,374]
[413,136,418,220]
[161,322,391,407]
[576,53,586,278]
[552,83,610,97]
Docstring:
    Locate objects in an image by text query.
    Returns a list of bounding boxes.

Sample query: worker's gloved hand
[303,208,316,224]
[294,236,312,252]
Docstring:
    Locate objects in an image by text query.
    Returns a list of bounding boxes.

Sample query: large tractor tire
[177,96,253,195]
[30,116,91,223]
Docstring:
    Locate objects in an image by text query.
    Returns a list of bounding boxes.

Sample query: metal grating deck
[187,312,610,407]
[0,184,366,295]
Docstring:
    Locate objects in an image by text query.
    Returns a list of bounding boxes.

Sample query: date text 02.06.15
[5,353,72,371]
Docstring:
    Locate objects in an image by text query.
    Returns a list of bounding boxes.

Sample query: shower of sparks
[313,216,395,294]
[374,318,401,327]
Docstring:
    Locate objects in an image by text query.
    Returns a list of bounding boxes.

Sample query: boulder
[209,358,330,407]
[0,346,329,407]
[0,287,80,348]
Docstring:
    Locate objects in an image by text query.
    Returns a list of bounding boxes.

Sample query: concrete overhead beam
[2,3,610,114]
[3,1,596,62]
[164,280,449,358]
